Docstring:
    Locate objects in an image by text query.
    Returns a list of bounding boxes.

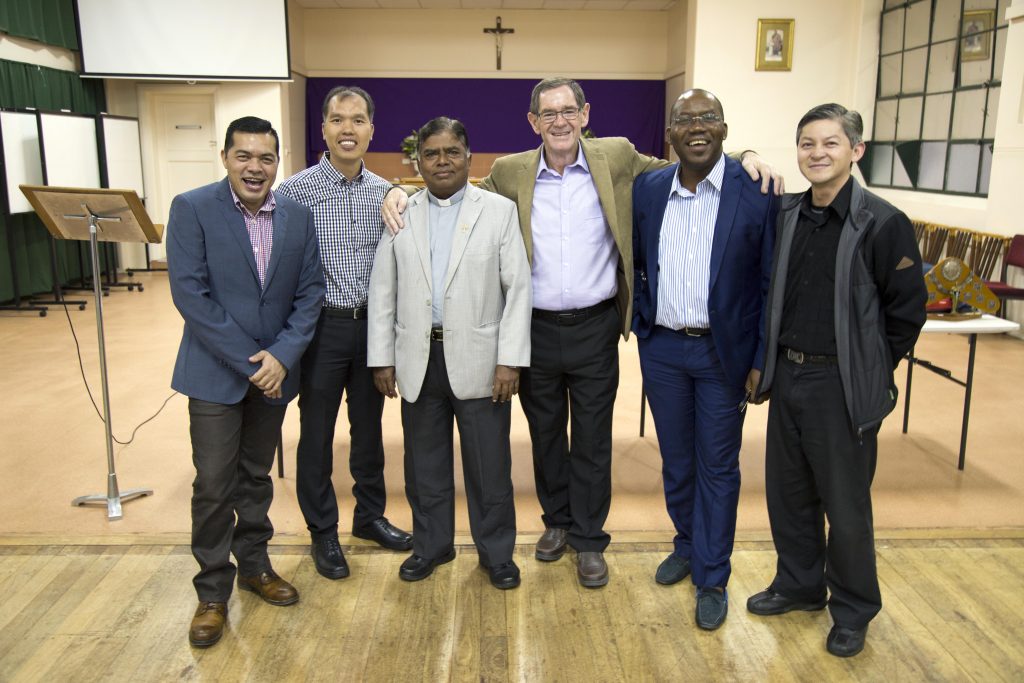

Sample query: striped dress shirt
[229,186,276,288]
[655,154,724,329]
[276,153,391,308]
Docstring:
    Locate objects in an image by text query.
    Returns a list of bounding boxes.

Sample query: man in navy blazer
[168,116,325,649]
[632,90,776,630]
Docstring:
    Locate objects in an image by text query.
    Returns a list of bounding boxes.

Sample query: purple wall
[306,77,665,167]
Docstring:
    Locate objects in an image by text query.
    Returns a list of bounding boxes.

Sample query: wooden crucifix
[483,16,514,71]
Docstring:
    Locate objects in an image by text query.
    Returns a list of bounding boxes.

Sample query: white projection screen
[98,116,145,198]
[38,112,101,190]
[75,0,290,80]
[0,110,44,214]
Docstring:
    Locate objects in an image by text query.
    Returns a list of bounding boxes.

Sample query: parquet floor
[1,535,1022,682]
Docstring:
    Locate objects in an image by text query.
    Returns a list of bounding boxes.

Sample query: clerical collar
[426,184,468,207]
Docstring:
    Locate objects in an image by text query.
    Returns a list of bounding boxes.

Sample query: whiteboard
[0,110,44,214]
[76,0,289,80]
[99,116,145,197]
[39,112,101,190]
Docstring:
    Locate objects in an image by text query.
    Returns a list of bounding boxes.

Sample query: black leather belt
[323,306,367,320]
[783,346,838,365]
[532,298,614,326]
[430,327,444,342]
[678,326,711,337]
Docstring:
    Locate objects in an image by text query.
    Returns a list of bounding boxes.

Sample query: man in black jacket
[746,103,927,658]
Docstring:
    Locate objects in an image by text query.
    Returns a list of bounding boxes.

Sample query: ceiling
[293,0,677,11]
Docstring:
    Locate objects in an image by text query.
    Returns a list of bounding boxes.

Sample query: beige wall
[301,9,667,79]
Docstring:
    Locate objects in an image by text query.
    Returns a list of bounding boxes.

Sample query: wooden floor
[1,535,1022,682]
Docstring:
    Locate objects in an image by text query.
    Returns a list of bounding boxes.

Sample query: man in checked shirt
[277,86,413,581]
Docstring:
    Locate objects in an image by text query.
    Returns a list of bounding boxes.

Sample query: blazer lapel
[261,199,287,291]
[409,193,432,291]
[582,139,618,242]
[709,158,742,292]
[215,180,261,287]
[645,166,676,291]
[443,187,484,293]
[516,147,541,264]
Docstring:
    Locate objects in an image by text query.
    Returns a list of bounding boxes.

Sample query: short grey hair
[530,77,586,114]
[796,103,863,146]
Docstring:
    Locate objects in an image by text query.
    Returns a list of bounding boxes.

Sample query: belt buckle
[787,348,805,364]
[556,312,576,325]
[684,327,701,337]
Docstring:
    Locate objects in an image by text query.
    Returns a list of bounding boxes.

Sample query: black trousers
[765,353,881,629]
[519,304,619,552]
[296,313,386,539]
[401,341,516,567]
[189,385,286,602]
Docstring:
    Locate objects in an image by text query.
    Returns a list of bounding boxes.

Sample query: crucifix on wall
[483,16,514,70]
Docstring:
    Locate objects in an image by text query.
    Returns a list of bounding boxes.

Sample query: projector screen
[98,116,145,198]
[0,110,44,215]
[39,112,101,190]
[75,0,290,80]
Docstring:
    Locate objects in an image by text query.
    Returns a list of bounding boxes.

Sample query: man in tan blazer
[383,78,781,588]
[368,117,531,589]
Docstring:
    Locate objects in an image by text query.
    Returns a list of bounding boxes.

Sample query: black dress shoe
[827,624,868,657]
[746,588,827,616]
[353,517,413,551]
[399,549,456,582]
[482,560,521,590]
[311,536,350,580]
[695,588,728,630]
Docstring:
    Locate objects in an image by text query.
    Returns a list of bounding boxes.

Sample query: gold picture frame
[755,18,794,71]
[960,9,994,62]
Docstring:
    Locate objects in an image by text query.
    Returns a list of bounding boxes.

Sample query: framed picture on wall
[755,18,794,71]
[960,10,994,62]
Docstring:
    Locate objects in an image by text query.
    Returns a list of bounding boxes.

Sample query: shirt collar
[229,185,276,216]
[669,154,725,197]
[801,175,853,220]
[319,151,364,184]
[536,142,590,179]
[426,184,467,207]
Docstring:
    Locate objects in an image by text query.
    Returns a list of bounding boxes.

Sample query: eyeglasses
[536,108,581,124]
[671,112,723,127]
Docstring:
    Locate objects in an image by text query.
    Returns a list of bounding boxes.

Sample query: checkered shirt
[277,153,391,308]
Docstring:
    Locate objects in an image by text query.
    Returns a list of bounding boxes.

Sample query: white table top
[922,314,1021,334]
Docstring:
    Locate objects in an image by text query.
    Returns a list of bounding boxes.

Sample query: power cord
[62,298,178,446]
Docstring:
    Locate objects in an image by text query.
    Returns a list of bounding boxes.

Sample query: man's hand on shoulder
[382,187,409,235]
[740,151,785,195]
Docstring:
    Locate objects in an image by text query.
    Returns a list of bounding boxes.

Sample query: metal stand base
[72,472,154,521]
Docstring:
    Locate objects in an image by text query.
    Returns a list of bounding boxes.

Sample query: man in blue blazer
[168,116,325,648]
[632,90,777,630]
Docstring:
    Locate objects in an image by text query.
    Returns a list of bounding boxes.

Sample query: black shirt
[777,178,853,355]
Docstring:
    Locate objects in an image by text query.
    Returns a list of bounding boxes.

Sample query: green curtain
[0,0,79,51]
[0,58,107,303]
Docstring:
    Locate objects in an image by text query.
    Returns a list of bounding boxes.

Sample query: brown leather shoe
[535,528,568,561]
[577,551,609,588]
[237,569,299,606]
[188,601,226,648]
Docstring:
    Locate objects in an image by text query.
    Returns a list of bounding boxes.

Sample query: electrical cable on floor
[62,299,178,446]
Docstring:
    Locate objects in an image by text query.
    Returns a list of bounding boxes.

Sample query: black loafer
[399,549,456,582]
[655,554,691,585]
[827,624,868,657]
[353,517,413,551]
[482,560,521,590]
[695,587,728,630]
[746,588,827,616]
[311,536,350,580]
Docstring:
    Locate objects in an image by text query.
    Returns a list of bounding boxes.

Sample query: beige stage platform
[2,271,1023,541]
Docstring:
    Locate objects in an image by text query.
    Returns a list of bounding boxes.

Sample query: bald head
[672,89,724,121]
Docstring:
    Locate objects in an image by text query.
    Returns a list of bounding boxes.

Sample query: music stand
[20,185,161,520]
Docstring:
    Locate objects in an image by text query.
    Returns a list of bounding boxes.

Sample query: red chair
[985,234,1024,314]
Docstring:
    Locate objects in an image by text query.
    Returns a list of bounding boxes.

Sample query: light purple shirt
[229,185,276,288]
[530,145,617,311]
